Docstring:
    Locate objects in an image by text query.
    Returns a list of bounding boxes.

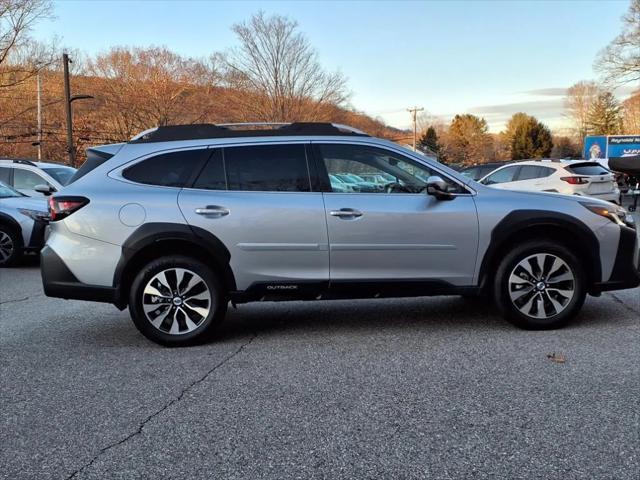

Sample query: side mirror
[426,176,454,201]
[35,184,56,196]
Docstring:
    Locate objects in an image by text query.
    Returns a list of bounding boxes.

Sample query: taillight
[48,196,89,221]
[560,176,589,185]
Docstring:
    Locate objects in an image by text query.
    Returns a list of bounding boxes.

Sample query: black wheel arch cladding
[480,209,602,285]
[113,222,236,297]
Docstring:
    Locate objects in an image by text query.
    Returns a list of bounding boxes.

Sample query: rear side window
[123,149,206,187]
[14,169,47,189]
[565,163,609,176]
[224,144,310,192]
[517,165,555,181]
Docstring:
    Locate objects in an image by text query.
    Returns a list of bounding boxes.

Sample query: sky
[33,0,635,132]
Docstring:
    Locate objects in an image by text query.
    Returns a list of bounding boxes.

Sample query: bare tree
[0,0,54,88]
[87,46,220,138]
[221,12,348,122]
[595,0,640,85]
[564,81,601,142]
[622,91,640,133]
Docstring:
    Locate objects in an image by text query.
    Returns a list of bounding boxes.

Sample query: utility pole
[36,72,42,160]
[62,53,94,167]
[407,106,424,151]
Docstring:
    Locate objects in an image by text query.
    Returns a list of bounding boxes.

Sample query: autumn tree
[622,92,640,133]
[595,0,640,85]
[587,90,623,135]
[443,114,493,164]
[87,46,220,139]
[505,113,553,159]
[551,136,581,159]
[564,81,601,141]
[220,12,348,122]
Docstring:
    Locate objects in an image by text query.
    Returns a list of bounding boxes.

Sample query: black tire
[493,240,586,330]
[0,224,22,267]
[129,255,228,346]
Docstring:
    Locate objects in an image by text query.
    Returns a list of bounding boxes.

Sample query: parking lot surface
[1,263,639,480]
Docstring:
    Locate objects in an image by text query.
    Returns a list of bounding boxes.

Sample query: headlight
[18,208,48,221]
[581,203,634,228]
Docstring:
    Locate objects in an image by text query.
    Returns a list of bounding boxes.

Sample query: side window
[224,144,310,192]
[538,166,554,178]
[317,144,463,194]
[14,169,48,190]
[0,167,11,185]
[193,149,226,190]
[123,149,206,187]
[517,165,543,181]
[482,166,519,185]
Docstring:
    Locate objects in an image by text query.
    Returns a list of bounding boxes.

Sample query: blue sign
[583,136,607,160]
[607,135,640,158]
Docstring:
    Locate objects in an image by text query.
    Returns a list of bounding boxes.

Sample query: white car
[0,159,76,197]
[479,159,621,204]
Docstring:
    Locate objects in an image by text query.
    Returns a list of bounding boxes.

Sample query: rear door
[314,142,479,286]
[178,143,329,292]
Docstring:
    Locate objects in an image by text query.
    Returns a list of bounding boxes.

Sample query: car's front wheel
[129,255,227,346]
[494,241,586,329]
[0,225,22,267]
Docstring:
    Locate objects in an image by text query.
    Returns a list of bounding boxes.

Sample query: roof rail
[129,122,369,143]
[12,159,38,166]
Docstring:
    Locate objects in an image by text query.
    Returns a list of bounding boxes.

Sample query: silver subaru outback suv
[41,123,640,346]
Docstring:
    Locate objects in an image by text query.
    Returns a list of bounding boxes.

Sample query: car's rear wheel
[129,255,227,346]
[0,225,22,267]
[493,241,586,329]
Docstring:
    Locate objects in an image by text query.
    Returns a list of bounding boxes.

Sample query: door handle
[330,208,363,218]
[195,205,230,218]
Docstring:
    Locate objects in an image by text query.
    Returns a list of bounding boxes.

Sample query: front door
[314,143,479,286]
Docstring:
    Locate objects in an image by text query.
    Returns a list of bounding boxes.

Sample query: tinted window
[224,144,310,192]
[123,149,205,187]
[0,167,10,185]
[42,166,76,186]
[517,165,546,181]
[482,166,519,185]
[193,150,226,190]
[318,144,463,194]
[14,169,47,190]
[565,163,609,176]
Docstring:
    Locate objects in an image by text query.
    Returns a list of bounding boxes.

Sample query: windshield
[42,166,77,186]
[0,181,24,198]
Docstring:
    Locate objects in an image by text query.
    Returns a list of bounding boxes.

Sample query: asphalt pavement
[1,261,639,479]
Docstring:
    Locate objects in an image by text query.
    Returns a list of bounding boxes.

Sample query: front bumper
[41,245,120,304]
[592,225,640,293]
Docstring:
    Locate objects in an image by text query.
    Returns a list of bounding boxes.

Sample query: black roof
[129,123,368,144]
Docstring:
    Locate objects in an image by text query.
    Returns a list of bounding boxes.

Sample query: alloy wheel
[508,253,575,319]
[142,268,212,335]
[0,231,14,263]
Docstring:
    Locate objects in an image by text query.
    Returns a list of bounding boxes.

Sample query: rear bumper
[591,225,640,293]
[41,245,121,305]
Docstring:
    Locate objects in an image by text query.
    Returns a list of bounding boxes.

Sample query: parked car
[0,159,77,197]
[0,181,48,267]
[329,174,353,192]
[41,123,639,346]
[479,159,621,204]
[460,161,510,181]
[333,173,381,192]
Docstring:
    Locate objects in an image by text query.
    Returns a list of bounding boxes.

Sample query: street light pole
[62,53,74,166]
[62,53,94,167]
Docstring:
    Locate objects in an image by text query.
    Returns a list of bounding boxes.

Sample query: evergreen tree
[587,91,622,135]
[418,126,440,156]
[505,113,553,159]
